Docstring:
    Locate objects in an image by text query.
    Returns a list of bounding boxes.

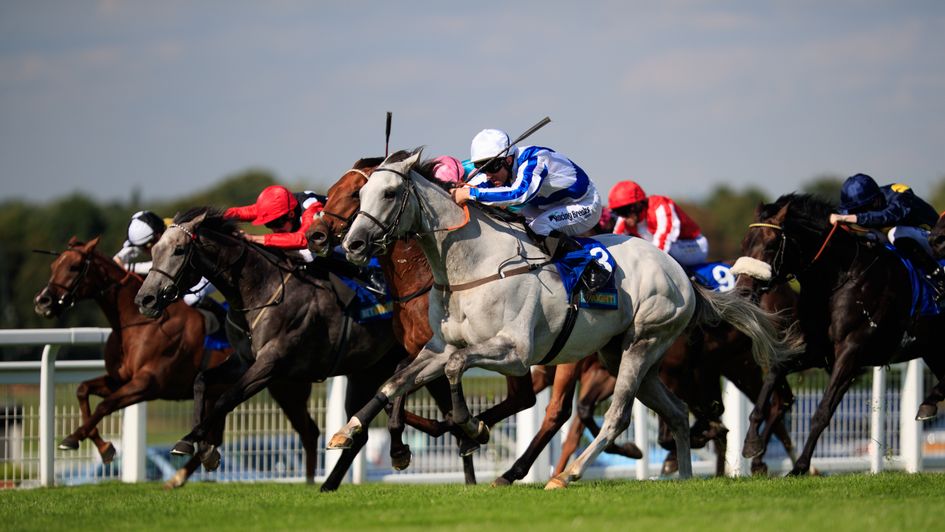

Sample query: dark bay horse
[135,208,413,491]
[309,160,539,480]
[32,236,232,482]
[735,193,945,475]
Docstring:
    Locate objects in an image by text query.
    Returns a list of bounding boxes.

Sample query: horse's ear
[773,201,791,223]
[189,212,208,226]
[85,236,101,250]
[406,147,425,167]
[67,235,81,247]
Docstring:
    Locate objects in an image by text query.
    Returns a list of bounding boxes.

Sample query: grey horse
[328,150,801,489]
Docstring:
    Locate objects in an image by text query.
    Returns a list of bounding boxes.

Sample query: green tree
[698,185,770,260]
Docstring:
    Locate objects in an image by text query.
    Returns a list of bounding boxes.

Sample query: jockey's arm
[223,205,258,222]
[467,155,545,207]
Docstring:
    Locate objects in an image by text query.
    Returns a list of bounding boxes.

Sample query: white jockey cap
[127,210,165,246]
[470,129,515,164]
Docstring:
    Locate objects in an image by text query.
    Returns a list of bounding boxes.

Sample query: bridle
[319,168,372,241]
[350,166,470,255]
[147,223,198,307]
[745,220,842,292]
[44,248,93,309]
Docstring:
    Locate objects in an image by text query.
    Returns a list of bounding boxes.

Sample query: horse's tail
[689,283,804,370]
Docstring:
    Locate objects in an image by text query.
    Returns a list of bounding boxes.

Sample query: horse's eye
[383,189,397,200]
[173,247,187,256]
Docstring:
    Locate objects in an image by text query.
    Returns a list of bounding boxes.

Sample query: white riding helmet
[127,210,165,246]
[470,129,516,164]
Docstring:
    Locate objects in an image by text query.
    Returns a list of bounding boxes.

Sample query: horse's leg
[170,354,246,458]
[61,374,157,446]
[329,343,454,450]
[59,375,118,463]
[174,352,283,455]
[553,416,586,477]
[918,355,945,420]
[635,364,693,479]
[476,374,537,429]
[492,362,579,487]
[269,380,320,485]
[321,373,386,492]
[574,369,643,460]
[546,341,659,490]
[416,375,478,483]
[742,366,785,459]
[788,355,858,476]
[386,360,413,471]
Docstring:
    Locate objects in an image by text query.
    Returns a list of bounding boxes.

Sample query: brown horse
[33,237,327,489]
[309,160,537,482]
[32,237,231,472]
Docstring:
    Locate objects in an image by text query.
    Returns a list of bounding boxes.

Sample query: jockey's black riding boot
[361,267,388,296]
[546,230,611,294]
[896,237,945,302]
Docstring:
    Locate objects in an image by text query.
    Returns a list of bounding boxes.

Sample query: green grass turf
[1,472,940,531]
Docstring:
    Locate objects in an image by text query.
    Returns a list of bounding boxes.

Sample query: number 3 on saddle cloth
[553,238,619,310]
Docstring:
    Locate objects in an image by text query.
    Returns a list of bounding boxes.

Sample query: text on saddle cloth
[552,237,618,310]
[333,274,393,323]
[687,262,737,293]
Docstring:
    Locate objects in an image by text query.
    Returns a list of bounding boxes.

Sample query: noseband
[147,223,198,305]
[46,248,93,308]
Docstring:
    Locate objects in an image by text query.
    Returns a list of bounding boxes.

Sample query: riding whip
[464,116,551,183]
[385,111,392,158]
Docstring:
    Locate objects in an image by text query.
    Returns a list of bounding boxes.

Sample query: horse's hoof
[622,442,643,459]
[786,466,807,477]
[327,433,353,450]
[319,483,338,493]
[306,477,315,485]
[99,442,117,464]
[171,440,196,457]
[459,438,480,457]
[58,436,79,451]
[751,463,769,476]
[741,438,764,459]
[163,469,189,490]
[391,446,412,471]
[199,445,221,472]
[916,403,938,421]
[544,476,568,490]
[661,459,679,476]
[491,476,512,488]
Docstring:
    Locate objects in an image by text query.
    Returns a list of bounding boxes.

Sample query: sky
[1,0,944,205]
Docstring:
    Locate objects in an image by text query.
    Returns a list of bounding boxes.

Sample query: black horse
[735,193,945,475]
[136,207,414,491]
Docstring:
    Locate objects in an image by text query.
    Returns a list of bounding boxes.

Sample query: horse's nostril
[348,240,365,252]
[141,294,155,306]
[37,296,51,305]
[311,231,327,245]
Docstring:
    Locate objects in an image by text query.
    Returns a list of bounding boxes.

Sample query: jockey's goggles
[474,157,506,174]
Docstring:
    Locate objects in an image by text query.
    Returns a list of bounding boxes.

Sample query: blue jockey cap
[838,173,882,214]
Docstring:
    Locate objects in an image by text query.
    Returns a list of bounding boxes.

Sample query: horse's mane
[174,206,239,235]
[353,157,384,170]
[763,193,833,239]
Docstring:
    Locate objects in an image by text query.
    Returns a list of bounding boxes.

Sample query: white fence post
[515,387,550,483]
[869,366,886,473]
[324,376,348,479]
[39,344,59,487]
[633,401,649,480]
[900,360,924,473]
[121,402,148,482]
[722,378,750,477]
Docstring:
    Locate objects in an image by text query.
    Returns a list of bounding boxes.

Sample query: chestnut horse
[32,237,235,483]
[734,194,945,474]
[309,159,537,482]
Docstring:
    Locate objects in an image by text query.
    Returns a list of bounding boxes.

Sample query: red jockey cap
[608,181,647,210]
[251,185,298,226]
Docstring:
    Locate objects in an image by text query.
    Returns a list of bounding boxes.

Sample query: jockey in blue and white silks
[459,129,602,237]
[450,128,607,291]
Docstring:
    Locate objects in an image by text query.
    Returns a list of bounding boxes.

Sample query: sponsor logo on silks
[891,183,911,193]
[359,301,394,322]
[548,206,592,223]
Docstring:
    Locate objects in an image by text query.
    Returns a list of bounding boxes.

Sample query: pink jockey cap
[431,156,465,184]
